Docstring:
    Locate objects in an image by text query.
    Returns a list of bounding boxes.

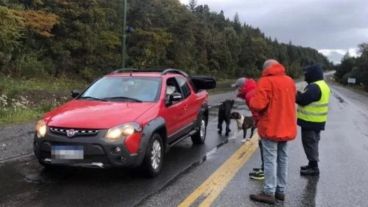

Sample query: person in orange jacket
[249,59,297,204]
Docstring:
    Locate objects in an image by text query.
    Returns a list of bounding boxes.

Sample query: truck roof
[106,68,189,78]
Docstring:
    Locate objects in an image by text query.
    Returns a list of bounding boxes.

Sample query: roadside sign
[348,78,356,84]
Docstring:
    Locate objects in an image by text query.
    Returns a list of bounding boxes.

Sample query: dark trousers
[301,129,321,163]
[259,139,264,170]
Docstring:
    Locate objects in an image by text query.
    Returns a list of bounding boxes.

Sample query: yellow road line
[178,134,259,207]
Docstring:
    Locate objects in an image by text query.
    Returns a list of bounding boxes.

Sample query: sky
[179,0,368,64]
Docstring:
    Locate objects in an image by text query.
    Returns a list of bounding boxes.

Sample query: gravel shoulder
[0,122,35,162]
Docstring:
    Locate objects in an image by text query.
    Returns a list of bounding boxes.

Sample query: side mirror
[165,92,183,106]
[71,90,80,98]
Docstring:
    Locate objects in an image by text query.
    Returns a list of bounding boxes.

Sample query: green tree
[0,6,24,74]
[335,52,355,82]
[0,0,332,80]
[129,28,172,68]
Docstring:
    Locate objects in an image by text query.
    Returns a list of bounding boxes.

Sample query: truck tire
[38,160,60,171]
[142,133,164,177]
[191,114,207,145]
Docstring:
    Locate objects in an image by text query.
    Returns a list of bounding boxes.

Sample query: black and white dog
[230,111,256,141]
[218,100,235,136]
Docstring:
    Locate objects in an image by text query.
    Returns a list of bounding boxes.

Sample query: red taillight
[124,133,142,154]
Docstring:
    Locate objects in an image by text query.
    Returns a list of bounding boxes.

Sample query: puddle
[332,90,346,104]
[24,174,44,184]
[335,95,345,103]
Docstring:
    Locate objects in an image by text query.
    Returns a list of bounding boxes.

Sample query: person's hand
[236,92,244,99]
[239,87,247,96]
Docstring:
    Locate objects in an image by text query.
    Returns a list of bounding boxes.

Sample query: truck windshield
[80,77,161,102]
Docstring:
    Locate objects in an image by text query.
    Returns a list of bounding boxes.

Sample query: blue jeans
[262,139,288,195]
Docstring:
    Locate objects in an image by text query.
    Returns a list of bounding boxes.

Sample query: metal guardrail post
[122,0,128,69]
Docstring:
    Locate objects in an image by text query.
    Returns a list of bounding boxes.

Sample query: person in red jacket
[233,77,264,180]
[249,59,297,204]
[234,78,259,120]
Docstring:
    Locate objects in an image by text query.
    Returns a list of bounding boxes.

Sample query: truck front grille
[49,127,99,137]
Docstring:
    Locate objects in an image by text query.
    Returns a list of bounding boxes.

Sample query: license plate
[51,145,84,160]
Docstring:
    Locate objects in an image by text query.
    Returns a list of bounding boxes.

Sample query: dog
[218,100,234,136]
[230,111,256,140]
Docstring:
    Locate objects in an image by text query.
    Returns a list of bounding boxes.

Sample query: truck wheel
[38,160,59,170]
[191,115,207,145]
[142,133,164,177]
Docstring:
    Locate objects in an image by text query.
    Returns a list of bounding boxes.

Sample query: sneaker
[275,192,285,201]
[250,192,275,204]
[249,170,264,180]
[241,138,250,143]
[249,169,263,175]
[300,167,320,176]
[252,168,263,172]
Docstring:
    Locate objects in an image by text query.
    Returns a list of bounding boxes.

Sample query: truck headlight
[35,120,47,138]
[105,123,142,140]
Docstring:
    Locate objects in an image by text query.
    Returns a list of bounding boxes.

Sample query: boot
[250,192,275,204]
[275,192,285,201]
[300,164,312,170]
[300,167,320,176]
[301,161,317,170]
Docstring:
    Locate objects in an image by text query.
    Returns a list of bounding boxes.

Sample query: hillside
[0,0,331,80]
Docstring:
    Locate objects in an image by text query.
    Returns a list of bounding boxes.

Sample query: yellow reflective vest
[297,80,330,123]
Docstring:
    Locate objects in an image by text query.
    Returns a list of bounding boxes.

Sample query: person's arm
[249,78,271,112]
[296,84,321,106]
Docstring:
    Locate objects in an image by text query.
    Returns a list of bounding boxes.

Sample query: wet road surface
[138,82,368,207]
[1,83,368,207]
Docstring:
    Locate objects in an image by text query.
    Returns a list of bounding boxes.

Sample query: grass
[0,76,86,98]
[0,108,43,125]
[0,76,87,126]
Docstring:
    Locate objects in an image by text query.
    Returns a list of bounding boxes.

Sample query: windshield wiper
[79,96,106,101]
[102,96,143,102]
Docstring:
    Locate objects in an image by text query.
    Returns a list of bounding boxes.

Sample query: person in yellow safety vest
[296,64,330,176]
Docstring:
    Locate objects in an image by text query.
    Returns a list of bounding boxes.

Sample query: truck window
[176,77,191,99]
[166,77,182,98]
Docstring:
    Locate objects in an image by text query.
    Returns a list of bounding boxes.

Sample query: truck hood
[44,100,155,129]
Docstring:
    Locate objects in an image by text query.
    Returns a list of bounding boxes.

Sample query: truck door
[163,77,188,139]
[175,76,199,127]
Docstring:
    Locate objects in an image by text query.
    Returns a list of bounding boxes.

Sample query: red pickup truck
[34,69,216,176]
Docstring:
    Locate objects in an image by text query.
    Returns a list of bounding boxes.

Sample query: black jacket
[296,65,326,131]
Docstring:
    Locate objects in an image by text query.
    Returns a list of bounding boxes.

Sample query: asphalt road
[1,81,368,207]
[139,81,368,207]
[0,91,240,207]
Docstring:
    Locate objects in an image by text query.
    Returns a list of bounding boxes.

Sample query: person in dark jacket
[296,64,331,176]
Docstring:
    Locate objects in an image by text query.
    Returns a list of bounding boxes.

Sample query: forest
[334,43,368,91]
[0,0,332,81]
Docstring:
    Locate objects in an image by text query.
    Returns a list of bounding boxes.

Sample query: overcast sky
[179,0,368,63]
